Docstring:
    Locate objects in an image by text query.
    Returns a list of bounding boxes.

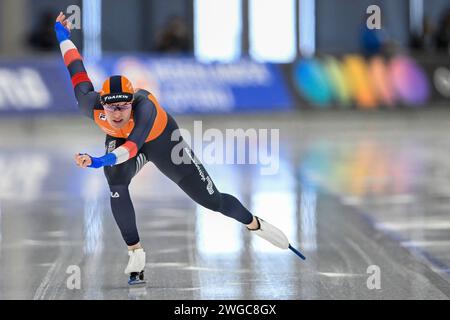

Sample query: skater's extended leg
[144,116,253,225]
[177,172,253,225]
[145,115,293,251]
[173,153,292,250]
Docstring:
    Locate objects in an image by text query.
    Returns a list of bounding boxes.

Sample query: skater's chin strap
[246,216,261,231]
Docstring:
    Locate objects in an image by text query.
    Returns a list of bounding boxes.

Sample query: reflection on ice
[195,206,242,255]
[0,154,50,201]
[250,158,297,253]
[128,286,147,299]
[251,191,296,252]
[299,181,317,251]
[82,174,105,255]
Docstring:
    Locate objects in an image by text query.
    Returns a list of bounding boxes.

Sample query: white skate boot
[247,216,290,249]
[247,216,306,260]
[125,248,146,285]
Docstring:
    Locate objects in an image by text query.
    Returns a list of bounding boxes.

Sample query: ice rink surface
[0,109,450,299]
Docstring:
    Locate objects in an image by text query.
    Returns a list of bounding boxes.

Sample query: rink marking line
[344,237,373,266]
[44,231,67,237]
[146,262,188,268]
[151,248,186,254]
[326,190,450,279]
[328,241,359,280]
[318,272,365,278]
[144,231,196,237]
[146,262,253,273]
[341,194,415,206]
[338,198,450,278]
[328,188,450,277]
[1,240,84,250]
[182,266,253,273]
[22,239,83,246]
[401,240,450,248]
[33,255,64,300]
[375,220,450,231]
[33,262,57,300]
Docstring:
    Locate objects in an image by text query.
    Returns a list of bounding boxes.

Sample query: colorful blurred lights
[390,56,429,105]
[294,55,430,108]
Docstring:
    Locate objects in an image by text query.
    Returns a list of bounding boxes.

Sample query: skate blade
[289,244,306,260]
[128,279,146,286]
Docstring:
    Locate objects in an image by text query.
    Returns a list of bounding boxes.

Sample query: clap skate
[247,216,306,260]
[125,248,146,285]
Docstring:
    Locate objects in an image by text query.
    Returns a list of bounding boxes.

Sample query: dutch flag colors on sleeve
[87,141,138,168]
[60,40,82,65]
[55,22,92,89]
[112,141,138,164]
[59,39,92,88]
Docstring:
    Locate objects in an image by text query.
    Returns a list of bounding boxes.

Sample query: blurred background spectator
[28,10,58,52]
[434,7,450,52]
[1,0,448,58]
[409,16,435,51]
[155,15,192,53]
[360,23,389,56]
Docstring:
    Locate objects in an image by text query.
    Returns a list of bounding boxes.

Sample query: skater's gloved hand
[55,11,72,43]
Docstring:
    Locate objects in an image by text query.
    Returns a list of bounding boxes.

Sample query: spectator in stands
[359,17,390,57]
[409,16,435,51]
[155,16,191,53]
[434,8,450,52]
[29,11,58,52]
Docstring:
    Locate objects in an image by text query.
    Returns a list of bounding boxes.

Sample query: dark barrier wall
[316,0,410,54]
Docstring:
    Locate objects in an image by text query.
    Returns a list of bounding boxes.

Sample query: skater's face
[103,103,132,128]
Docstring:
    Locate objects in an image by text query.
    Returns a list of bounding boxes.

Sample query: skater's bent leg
[109,184,141,247]
[104,136,143,248]
[177,172,254,225]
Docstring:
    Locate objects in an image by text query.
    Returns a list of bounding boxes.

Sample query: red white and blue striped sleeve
[58,38,99,118]
[111,141,138,165]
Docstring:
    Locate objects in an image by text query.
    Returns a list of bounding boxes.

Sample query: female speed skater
[54,12,304,285]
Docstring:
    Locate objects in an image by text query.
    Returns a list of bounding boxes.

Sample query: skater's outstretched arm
[55,12,99,118]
